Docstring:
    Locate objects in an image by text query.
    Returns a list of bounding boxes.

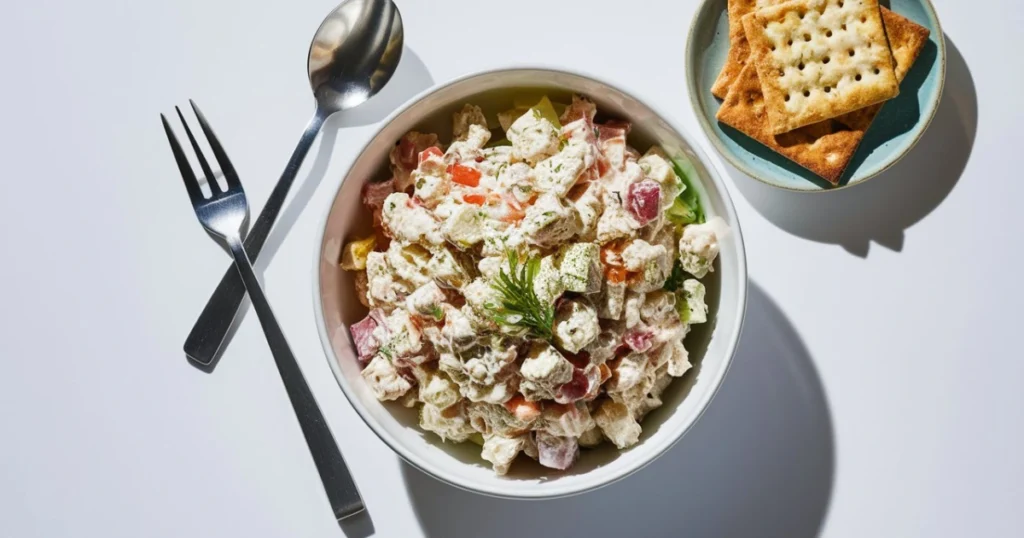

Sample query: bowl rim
[311,64,749,499]
[684,0,947,193]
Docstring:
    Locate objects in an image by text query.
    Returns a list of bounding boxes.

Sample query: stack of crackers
[713,0,930,184]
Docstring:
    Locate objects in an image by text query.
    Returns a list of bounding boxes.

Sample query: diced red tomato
[463,193,487,205]
[600,240,626,266]
[418,146,442,164]
[606,266,629,284]
[502,203,526,223]
[447,164,481,187]
[504,395,541,422]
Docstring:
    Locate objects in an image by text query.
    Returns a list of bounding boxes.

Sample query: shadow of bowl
[402,281,835,538]
[727,36,977,257]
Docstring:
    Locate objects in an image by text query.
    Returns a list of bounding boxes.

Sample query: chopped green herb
[593,126,600,139]
[416,178,425,189]
[554,163,563,173]
[430,305,444,321]
[487,250,555,340]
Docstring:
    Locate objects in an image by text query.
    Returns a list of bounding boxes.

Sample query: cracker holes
[798,62,805,70]
[848,49,855,56]
[826,30,833,37]
[838,0,844,6]
[823,56,831,64]
[855,73,862,81]
[785,94,791,102]
[824,86,832,93]
[873,68,880,75]
[861,16,867,23]
[804,33,811,42]
[803,90,811,97]
[788,39,794,46]
[841,23,847,31]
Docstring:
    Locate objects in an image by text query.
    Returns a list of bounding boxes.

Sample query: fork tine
[189,100,241,191]
[176,106,222,195]
[161,113,204,204]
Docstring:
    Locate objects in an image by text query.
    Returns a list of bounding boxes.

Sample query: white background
[1,0,1020,536]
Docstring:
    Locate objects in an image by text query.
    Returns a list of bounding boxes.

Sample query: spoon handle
[184,109,327,367]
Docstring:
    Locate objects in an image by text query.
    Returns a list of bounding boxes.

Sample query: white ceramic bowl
[313,67,748,499]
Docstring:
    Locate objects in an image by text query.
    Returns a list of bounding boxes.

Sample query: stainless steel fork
[162,101,364,523]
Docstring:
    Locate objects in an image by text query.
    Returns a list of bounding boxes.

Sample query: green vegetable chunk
[666,156,706,226]
[663,260,687,292]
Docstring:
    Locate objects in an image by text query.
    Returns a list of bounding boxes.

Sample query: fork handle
[184,110,327,366]
[225,235,364,522]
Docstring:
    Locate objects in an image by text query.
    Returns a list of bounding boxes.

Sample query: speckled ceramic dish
[686,0,945,191]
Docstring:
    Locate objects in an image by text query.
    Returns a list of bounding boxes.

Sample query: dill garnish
[487,250,555,340]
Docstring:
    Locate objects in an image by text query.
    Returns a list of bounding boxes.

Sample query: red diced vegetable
[447,164,481,187]
[627,180,661,225]
[418,146,442,164]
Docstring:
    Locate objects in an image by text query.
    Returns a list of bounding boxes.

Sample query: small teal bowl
[686,0,946,191]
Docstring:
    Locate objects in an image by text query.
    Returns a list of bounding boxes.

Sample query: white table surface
[1,0,1020,536]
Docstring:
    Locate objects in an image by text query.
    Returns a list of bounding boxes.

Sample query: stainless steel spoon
[184,0,403,368]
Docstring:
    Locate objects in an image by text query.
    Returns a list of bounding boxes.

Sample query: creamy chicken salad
[341,95,727,474]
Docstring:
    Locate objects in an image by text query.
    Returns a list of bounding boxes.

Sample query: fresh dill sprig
[487,250,554,340]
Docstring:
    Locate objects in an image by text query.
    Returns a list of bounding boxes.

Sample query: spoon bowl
[309,0,404,113]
